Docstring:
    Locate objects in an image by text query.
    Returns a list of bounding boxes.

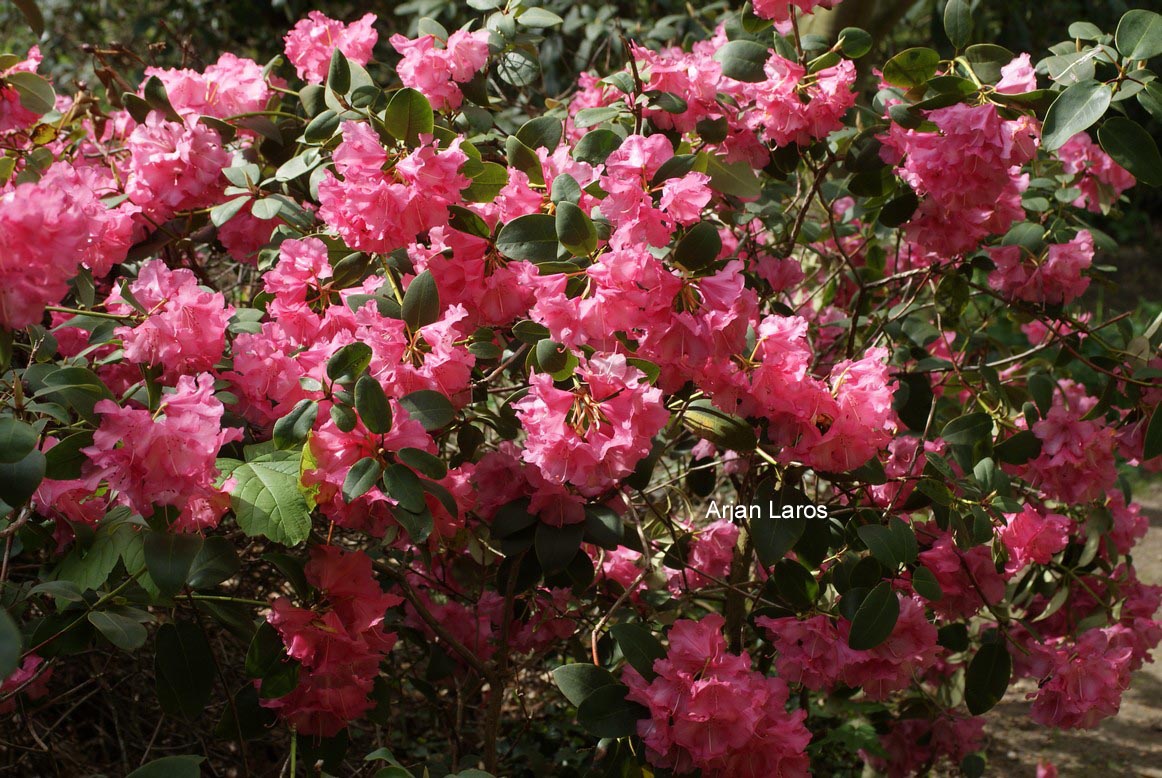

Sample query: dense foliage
[1,0,1162,776]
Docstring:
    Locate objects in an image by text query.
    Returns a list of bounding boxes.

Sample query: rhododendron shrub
[1,2,1161,776]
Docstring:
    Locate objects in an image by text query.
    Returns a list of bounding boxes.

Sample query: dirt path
[983,478,1162,777]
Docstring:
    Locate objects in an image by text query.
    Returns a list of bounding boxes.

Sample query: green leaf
[144,532,205,597]
[577,683,645,738]
[551,663,618,706]
[231,458,313,546]
[273,399,318,449]
[774,558,819,610]
[516,116,563,151]
[911,564,944,601]
[89,610,148,651]
[573,129,622,165]
[447,205,492,238]
[838,27,873,59]
[155,622,217,719]
[1116,9,1162,61]
[7,71,56,115]
[381,462,426,513]
[944,0,973,49]
[942,412,993,446]
[704,154,762,199]
[326,342,373,383]
[555,201,598,256]
[461,161,508,202]
[847,581,900,651]
[673,221,722,271]
[327,49,351,94]
[0,608,22,678]
[497,214,559,263]
[0,417,37,464]
[496,49,540,87]
[397,447,447,480]
[994,430,1042,465]
[355,376,393,435]
[713,40,770,82]
[1042,80,1112,151]
[582,504,622,550]
[303,109,340,143]
[965,642,1011,714]
[550,173,583,205]
[126,755,206,778]
[402,269,441,330]
[516,7,564,27]
[491,500,538,538]
[1098,117,1162,186]
[535,520,584,573]
[0,449,45,507]
[610,624,665,681]
[344,457,383,502]
[188,536,241,589]
[857,517,918,569]
[11,0,44,35]
[1144,405,1162,460]
[385,88,434,146]
[680,400,755,451]
[573,106,623,129]
[883,47,941,88]
[1139,81,1162,120]
[398,390,455,431]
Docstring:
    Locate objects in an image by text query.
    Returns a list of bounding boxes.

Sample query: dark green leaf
[994,430,1042,465]
[551,663,618,706]
[0,417,37,464]
[326,49,351,94]
[273,399,318,448]
[673,221,722,271]
[0,449,45,507]
[774,558,819,610]
[1042,80,1111,151]
[704,154,762,199]
[942,412,993,446]
[576,683,645,738]
[344,457,383,502]
[681,400,755,451]
[555,201,597,256]
[535,520,584,573]
[398,390,455,431]
[573,129,622,165]
[1098,117,1162,186]
[516,116,563,151]
[88,610,148,651]
[326,342,373,383]
[713,40,770,82]
[382,462,426,513]
[155,622,217,719]
[583,504,622,550]
[847,581,899,651]
[911,564,944,601]
[355,376,392,435]
[0,608,22,678]
[610,624,665,681]
[397,447,447,480]
[883,47,941,87]
[965,643,1011,714]
[1115,9,1162,61]
[11,0,44,36]
[1144,404,1162,460]
[497,214,559,263]
[447,205,492,238]
[144,532,204,597]
[8,71,56,115]
[402,270,441,330]
[944,0,973,49]
[838,27,873,59]
[188,537,241,589]
[385,88,434,147]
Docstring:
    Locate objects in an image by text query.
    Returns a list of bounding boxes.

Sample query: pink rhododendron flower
[284,12,378,84]
[918,533,1005,618]
[1026,626,1135,729]
[125,115,229,219]
[996,53,1038,93]
[109,260,234,381]
[263,546,402,736]
[390,30,490,110]
[0,655,52,714]
[1056,132,1135,212]
[1000,505,1071,574]
[515,353,669,497]
[667,519,739,593]
[863,713,985,778]
[145,53,273,120]
[1021,394,1117,503]
[0,46,44,136]
[988,230,1094,305]
[83,373,242,529]
[624,614,811,777]
[743,55,856,147]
